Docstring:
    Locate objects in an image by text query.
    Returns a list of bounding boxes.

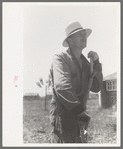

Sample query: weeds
[23,98,117,144]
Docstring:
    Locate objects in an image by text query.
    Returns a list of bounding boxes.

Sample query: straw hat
[62,22,92,47]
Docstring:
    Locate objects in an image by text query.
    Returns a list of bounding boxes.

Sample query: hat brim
[62,28,92,47]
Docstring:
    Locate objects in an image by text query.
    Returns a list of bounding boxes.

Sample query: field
[23,96,117,144]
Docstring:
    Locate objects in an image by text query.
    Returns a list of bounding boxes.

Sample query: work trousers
[50,109,82,143]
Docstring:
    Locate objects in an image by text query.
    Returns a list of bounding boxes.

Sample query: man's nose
[81,34,86,39]
[82,36,87,41]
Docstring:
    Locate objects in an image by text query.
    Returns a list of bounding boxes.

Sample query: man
[50,22,103,143]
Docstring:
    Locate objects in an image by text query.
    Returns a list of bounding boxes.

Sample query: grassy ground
[86,99,117,144]
[23,97,51,143]
[23,97,117,144]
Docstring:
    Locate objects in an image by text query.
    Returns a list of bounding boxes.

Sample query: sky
[3,2,120,95]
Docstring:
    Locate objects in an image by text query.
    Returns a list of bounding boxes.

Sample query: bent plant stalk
[79,57,97,143]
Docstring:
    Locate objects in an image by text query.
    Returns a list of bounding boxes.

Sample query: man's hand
[77,112,91,124]
[88,51,99,62]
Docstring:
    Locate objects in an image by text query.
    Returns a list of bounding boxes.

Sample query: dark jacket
[50,48,103,142]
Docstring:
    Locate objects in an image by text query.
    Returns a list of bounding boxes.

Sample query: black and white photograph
[3,2,120,147]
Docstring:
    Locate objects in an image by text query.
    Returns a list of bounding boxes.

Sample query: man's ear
[67,37,73,45]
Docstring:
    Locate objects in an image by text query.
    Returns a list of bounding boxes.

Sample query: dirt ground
[23,97,117,144]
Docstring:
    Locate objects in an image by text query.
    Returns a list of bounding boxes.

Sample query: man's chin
[81,44,87,49]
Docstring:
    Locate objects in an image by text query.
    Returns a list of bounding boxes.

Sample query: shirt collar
[67,48,83,60]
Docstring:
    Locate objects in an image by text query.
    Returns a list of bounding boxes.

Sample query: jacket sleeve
[90,59,103,93]
[53,54,85,115]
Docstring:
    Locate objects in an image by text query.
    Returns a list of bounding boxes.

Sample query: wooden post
[90,57,93,74]
[45,84,47,110]
[98,91,101,107]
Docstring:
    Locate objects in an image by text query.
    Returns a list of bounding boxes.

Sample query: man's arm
[53,54,85,115]
[88,51,103,93]
[90,59,103,92]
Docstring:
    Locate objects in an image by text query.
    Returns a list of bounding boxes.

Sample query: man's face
[70,30,87,49]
